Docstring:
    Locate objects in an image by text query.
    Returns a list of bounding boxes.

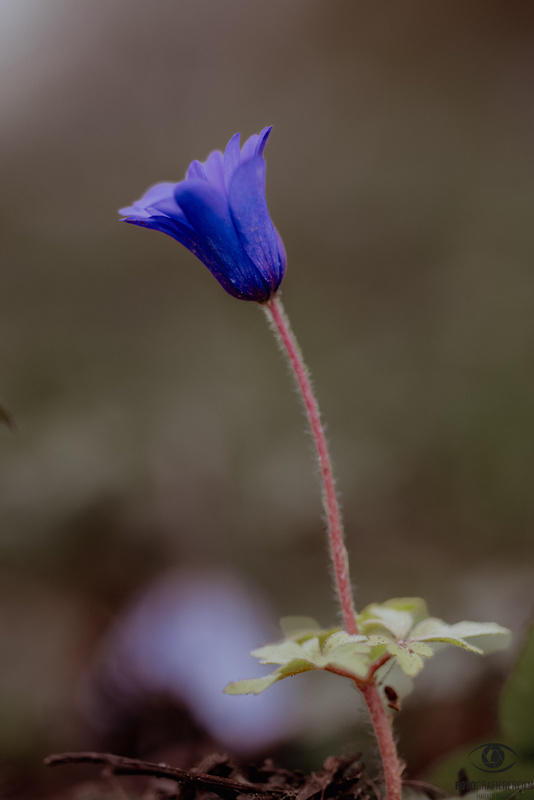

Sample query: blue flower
[119,127,286,302]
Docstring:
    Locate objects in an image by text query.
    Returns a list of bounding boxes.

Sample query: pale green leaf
[252,637,332,670]
[224,656,321,696]
[356,634,392,663]
[326,633,391,674]
[387,643,428,677]
[322,631,368,653]
[357,598,428,638]
[251,640,311,665]
[300,636,322,656]
[434,620,510,641]
[363,634,395,646]
[322,633,372,677]
[224,674,283,695]
[327,648,371,677]
[379,597,429,624]
[407,641,433,657]
[277,659,321,678]
[361,607,414,639]
[279,616,322,639]
[410,618,511,653]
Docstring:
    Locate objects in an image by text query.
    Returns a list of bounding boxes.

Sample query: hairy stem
[360,683,403,800]
[264,295,403,799]
[264,296,357,633]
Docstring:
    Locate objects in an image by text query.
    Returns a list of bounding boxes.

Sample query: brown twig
[45,752,289,796]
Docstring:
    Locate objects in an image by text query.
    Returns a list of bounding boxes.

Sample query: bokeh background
[1,1,533,796]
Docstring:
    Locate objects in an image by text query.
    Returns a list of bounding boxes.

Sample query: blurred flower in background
[82,570,300,756]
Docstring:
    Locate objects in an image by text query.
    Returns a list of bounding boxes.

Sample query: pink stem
[360,683,403,800]
[264,296,357,635]
[264,295,404,799]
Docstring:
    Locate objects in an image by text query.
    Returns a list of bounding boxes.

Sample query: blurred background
[1,1,533,796]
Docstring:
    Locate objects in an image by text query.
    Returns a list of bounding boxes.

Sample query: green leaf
[226,604,511,701]
[251,640,314,665]
[357,598,429,639]
[361,607,414,638]
[226,625,375,696]
[323,635,372,677]
[410,618,511,653]
[254,637,328,669]
[322,631,368,652]
[224,657,319,696]
[500,621,534,755]
[253,629,375,677]
[388,645,424,677]
[224,674,283,695]
[386,642,433,677]
[380,597,429,620]
[327,652,370,677]
[279,616,322,639]
[409,641,434,657]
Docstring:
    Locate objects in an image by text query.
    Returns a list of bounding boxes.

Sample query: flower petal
[122,213,250,300]
[187,150,226,195]
[123,214,203,256]
[174,178,273,301]
[228,157,285,292]
[150,195,189,221]
[239,134,259,163]
[119,182,178,218]
[223,132,241,191]
[255,126,273,157]
[203,150,226,193]
[240,127,272,163]
[187,160,204,181]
